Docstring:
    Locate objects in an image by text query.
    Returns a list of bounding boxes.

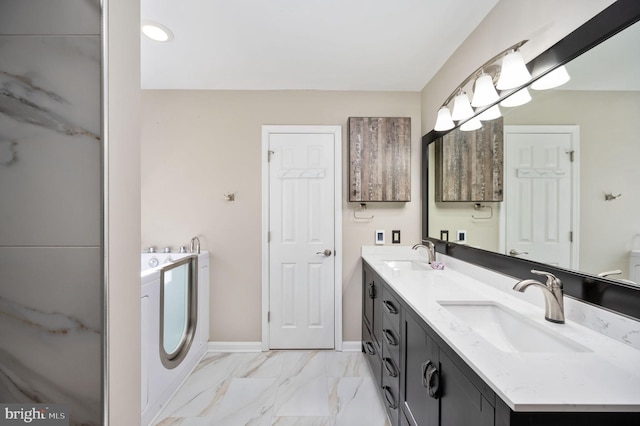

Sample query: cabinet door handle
[382,329,398,346]
[368,282,377,299]
[383,300,398,314]
[382,385,397,410]
[383,357,398,377]
[364,341,376,356]
[422,360,440,399]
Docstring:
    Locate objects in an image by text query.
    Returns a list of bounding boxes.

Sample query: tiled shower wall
[0,1,103,424]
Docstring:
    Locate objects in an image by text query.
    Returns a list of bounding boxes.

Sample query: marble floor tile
[152,350,388,426]
[202,378,278,426]
[271,417,331,426]
[273,375,330,417]
[325,351,369,378]
[329,377,391,426]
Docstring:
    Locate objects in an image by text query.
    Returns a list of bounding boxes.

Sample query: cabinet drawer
[382,314,400,366]
[382,287,401,334]
[382,367,400,426]
[362,320,381,386]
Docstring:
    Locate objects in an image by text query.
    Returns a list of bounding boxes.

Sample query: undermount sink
[383,260,430,271]
[438,301,590,353]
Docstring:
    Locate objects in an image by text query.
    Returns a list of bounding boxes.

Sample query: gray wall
[0,1,102,424]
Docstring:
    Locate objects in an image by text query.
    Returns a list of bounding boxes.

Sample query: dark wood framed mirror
[421,0,640,320]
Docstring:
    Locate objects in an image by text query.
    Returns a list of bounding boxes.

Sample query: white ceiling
[140,0,499,91]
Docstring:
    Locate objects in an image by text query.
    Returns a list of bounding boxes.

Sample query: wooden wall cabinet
[435,118,503,202]
[349,117,411,202]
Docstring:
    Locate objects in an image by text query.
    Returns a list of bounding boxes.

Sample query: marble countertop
[362,246,640,412]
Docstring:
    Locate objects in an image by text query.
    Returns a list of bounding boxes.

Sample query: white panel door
[268,132,335,349]
[504,127,577,268]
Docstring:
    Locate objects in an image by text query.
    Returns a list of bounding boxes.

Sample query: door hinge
[267,311,270,322]
[567,150,575,162]
[268,150,274,162]
[569,231,573,242]
[267,231,271,242]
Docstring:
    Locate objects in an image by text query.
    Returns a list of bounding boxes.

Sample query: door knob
[316,249,332,256]
[509,249,529,256]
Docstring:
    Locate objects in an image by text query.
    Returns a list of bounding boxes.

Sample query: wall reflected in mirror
[428,19,640,283]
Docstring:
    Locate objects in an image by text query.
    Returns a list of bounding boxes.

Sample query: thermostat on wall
[375,230,385,245]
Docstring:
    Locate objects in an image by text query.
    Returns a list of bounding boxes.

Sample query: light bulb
[531,65,570,90]
[477,105,501,121]
[434,106,455,131]
[451,92,474,121]
[500,87,531,107]
[496,50,532,90]
[461,117,482,132]
[472,73,499,107]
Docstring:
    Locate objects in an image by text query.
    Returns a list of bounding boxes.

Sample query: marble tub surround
[362,246,640,412]
[153,351,390,426]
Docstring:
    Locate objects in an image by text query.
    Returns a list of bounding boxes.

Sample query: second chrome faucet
[513,270,565,323]
[412,241,436,264]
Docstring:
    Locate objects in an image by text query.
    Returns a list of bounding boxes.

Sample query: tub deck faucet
[412,241,436,264]
[513,270,565,323]
[190,236,201,254]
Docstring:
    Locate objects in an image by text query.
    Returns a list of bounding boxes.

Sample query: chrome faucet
[597,269,622,278]
[190,236,201,254]
[412,241,436,264]
[513,270,565,323]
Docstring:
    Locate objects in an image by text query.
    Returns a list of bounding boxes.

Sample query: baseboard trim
[207,341,363,352]
[340,341,362,352]
[207,341,263,352]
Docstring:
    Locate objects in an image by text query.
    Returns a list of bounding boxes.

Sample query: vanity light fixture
[142,20,174,42]
[531,65,571,90]
[476,104,501,121]
[471,72,500,107]
[500,87,531,107]
[434,106,455,131]
[451,91,475,121]
[432,40,528,133]
[460,116,482,132]
[496,49,532,90]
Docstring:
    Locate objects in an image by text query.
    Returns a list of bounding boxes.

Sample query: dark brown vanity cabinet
[364,261,495,426]
[363,262,402,425]
[381,287,402,425]
[363,261,640,426]
[403,310,495,426]
[362,263,383,389]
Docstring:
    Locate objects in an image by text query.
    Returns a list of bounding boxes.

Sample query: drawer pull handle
[421,360,440,399]
[368,282,377,299]
[383,300,398,314]
[382,329,398,346]
[383,357,398,377]
[383,386,397,409]
[364,341,376,356]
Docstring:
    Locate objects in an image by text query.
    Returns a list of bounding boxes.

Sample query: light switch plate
[392,230,401,244]
[457,229,467,243]
[375,230,385,245]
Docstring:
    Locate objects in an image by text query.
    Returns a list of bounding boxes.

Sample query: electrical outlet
[457,229,467,243]
[392,230,401,244]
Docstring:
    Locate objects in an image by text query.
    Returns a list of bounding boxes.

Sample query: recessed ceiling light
[141,21,174,42]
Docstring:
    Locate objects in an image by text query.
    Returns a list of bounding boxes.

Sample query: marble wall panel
[0,36,101,246]
[0,0,101,35]
[0,247,101,425]
[0,3,103,426]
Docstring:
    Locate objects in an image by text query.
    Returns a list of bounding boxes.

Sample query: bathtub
[141,251,209,426]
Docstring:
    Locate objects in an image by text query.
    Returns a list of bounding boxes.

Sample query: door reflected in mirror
[428,19,640,284]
